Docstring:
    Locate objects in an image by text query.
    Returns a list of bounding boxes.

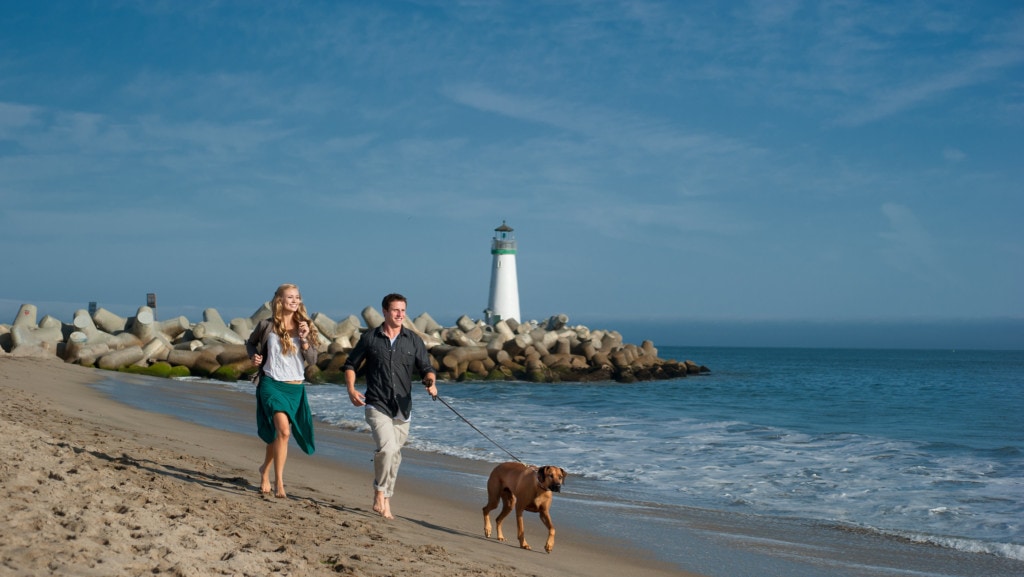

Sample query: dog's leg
[515,504,532,550]
[482,506,493,538]
[484,470,506,540]
[539,505,556,553]
[483,492,500,538]
[494,493,514,543]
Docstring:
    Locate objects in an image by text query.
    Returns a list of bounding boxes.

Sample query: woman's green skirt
[256,376,315,454]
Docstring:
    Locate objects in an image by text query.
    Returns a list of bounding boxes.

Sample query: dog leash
[432,394,523,463]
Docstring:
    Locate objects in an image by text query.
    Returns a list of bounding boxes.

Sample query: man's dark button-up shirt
[343,326,435,419]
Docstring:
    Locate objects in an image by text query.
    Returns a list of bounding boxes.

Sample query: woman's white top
[264,331,306,382]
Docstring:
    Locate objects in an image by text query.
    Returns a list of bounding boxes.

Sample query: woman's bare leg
[271,411,291,498]
[259,444,274,494]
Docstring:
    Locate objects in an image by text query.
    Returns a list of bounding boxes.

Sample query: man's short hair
[382,293,407,311]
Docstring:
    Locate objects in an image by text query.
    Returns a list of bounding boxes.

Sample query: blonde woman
[245,283,319,498]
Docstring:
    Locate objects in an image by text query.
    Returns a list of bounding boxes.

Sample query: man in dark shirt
[344,293,437,519]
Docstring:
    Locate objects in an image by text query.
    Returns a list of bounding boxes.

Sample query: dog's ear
[538,466,552,482]
[559,467,568,479]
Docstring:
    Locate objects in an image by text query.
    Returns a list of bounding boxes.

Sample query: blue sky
[1,1,1022,349]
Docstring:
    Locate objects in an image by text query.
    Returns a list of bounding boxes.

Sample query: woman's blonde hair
[271,283,318,356]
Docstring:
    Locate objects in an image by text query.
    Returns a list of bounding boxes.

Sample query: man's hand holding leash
[423,375,438,400]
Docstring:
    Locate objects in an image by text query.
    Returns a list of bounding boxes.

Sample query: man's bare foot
[258,465,272,494]
[373,492,394,519]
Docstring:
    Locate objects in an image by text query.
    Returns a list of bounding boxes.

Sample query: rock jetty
[1,303,709,384]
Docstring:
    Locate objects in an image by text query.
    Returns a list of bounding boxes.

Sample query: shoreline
[0,357,690,577]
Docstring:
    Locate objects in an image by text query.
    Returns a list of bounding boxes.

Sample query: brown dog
[482,462,567,553]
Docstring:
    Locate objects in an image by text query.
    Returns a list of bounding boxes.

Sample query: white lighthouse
[485,221,521,325]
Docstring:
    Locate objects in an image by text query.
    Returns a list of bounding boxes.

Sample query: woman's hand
[252,353,263,366]
[297,321,310,340]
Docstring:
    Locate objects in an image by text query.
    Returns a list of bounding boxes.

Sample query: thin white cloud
[836,44,1024,126]
[746,0,802,26]
[0,101,39,136]
[943,147,966,163]
[878,202,950,284]
[821,4,1024,126]
[444,83,755,158]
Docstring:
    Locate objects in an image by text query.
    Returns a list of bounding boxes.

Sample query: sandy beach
[0,357,693,577]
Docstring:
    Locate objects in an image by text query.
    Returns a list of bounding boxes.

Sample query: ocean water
[93,346,1024,576]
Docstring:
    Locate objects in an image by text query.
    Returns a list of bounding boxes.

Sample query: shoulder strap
[255,319,273,356]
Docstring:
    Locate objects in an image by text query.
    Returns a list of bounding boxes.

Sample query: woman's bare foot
[258,465,272,494]
[275,487,287,499]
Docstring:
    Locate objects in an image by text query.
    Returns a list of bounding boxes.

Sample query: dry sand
[0,357,697,577]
